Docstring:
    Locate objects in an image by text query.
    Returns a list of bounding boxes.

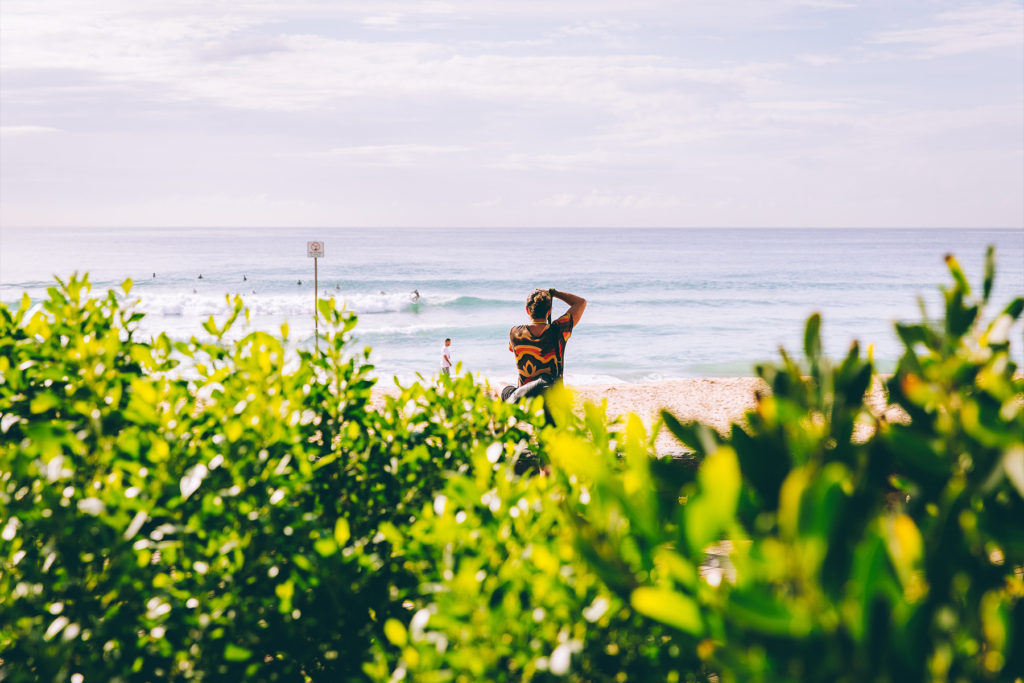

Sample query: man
[503,288,586,401]
[440,338,453,377]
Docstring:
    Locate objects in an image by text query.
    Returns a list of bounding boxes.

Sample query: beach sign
[308,241,324,353]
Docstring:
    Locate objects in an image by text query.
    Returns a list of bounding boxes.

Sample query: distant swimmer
[243,275,247,281]
[152,272,156,278]
[198,274,203,279]
[298,280,302,285]
[335,283,340,290]
[412,289,420,302]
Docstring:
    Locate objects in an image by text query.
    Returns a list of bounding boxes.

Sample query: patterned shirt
[509,312,575,385]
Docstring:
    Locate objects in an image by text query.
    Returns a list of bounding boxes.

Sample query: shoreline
[372,376,906,456]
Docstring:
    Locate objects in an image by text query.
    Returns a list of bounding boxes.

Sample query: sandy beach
[571,378,768,455]
[374,376,904,457]
[572,378,766,431]
[574,377,905,454]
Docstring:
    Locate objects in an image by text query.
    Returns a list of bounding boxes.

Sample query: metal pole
[314,257,319,353]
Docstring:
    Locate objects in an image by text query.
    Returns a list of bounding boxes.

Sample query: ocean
[1,227,1022,386]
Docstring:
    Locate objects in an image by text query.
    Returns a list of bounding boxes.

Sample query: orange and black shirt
[509,313,575,385]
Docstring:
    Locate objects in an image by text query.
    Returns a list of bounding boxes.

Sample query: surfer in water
[411,289,420,302]
[502,288,586,406]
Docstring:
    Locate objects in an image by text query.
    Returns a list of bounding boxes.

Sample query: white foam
[133,290,426,319]
[341,291,421,313]
[562,373,628,385]
[358,323,452,336]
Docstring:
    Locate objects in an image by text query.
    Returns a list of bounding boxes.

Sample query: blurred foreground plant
[534,248,1023,682]
[379,391,708,682]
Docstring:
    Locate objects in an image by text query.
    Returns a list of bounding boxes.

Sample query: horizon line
[2,225,1022,231]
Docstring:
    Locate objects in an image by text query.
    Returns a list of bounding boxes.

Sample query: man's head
[526,289,552,320]
[445,338,451,346]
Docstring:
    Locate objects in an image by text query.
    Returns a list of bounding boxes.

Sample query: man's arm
[550,289,586,325]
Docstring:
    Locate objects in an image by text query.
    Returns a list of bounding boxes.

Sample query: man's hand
[548,288,586,324]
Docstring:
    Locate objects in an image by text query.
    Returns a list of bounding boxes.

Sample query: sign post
[307,241,325,353]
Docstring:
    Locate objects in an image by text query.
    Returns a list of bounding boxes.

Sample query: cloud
[495,150,614,171]
[0,125,61,136]
[787,0,855,8]
[872,2,1024,57]
[361,14,401,27]
[311,144,473,167]
[1,0,1020,228]
[536,190,679,209]
[797,53,842,67]
[0,0,779,113]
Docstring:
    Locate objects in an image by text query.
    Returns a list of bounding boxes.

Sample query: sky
[1,0,1022,228]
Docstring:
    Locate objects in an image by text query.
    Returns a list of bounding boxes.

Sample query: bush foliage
[0,278,536,680]
[1,250,1022,682]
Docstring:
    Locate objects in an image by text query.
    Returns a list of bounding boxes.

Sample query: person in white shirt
[441,338,453,376]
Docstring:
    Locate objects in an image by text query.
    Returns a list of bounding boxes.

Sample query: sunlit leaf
[334,518,351,547]
[224,644,252,662]
[384,619,408,647]
[631,587,703,636]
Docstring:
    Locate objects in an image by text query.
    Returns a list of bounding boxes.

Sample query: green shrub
[543,248,1023,682]
[3,247,1021,683]
[384,397,707,682]
[0,275,535,681]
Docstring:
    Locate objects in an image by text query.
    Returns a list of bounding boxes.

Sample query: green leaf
[384,618,408,646]
[631,588,703,636]
[30,392,60,414]
[697,446,740,525]
[274,580,295,613]
[1002,297,1023,320]
[778,466,810,539]
[732,428,789,509]
[886,429,947,478]
[334,518,351,547]
[661,410,714,456]
[314,538,337,557]
[224,643,252,662]
[884,514,923,590]
[804,313,821,361]
[982,245,995,302]
[317,298,334,319]
[944,253,970,294]
[224,420,243,443]
[728,588,809,636]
